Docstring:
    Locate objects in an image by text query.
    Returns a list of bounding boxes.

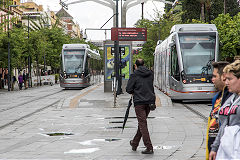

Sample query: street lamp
[27,14,32,88]
[7,4,18,91]
[43,24,51,74]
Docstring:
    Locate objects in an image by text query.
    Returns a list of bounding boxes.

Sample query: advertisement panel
[105,45,131,80]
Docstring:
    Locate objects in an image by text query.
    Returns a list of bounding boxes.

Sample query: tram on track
[154,24,219,101]
[60,44,101,89]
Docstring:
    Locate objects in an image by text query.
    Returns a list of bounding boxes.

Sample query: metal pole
[113,0,120,107]
[44,48,46,74]
[7,6,11,91]
[141,2,144,19]
[118,46,123,95]
[115,0,122,95]
[158,23,160,40]
[28,14,31,88]
[121,0,122,27]
[224,0,226,14]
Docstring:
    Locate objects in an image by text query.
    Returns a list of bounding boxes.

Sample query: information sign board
[111,28,147,41]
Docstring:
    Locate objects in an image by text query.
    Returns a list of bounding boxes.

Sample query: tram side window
[84,57,90,75]
[170,45,180,81]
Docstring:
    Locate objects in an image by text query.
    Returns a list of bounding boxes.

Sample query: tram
[154,24,219,101]
[60,44,101,89]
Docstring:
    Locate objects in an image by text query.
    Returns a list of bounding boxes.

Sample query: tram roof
[62,44,90,49]
[170,24,217,34]
[62,44,101,60]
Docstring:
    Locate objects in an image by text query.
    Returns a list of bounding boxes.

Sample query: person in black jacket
[126,59,155,154]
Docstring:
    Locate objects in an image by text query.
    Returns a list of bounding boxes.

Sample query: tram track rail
[0,90,63,113]
[0,90,64,130]
[182,102,209,160]
[0,83,102,130]
[181,103,208,122]
[0,100,60,130]
[167,102,210,159]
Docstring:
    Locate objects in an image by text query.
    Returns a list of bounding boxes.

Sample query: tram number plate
[70,75,78,78]
[197,87,202,90]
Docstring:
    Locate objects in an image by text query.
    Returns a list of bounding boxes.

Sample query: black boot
[130,140,137,151]
[141,148,154,154]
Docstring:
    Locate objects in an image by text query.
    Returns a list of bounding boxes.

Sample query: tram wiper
[201,59,214,75]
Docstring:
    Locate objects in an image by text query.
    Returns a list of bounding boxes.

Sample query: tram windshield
[179,32,216,75]
[63,50,85,74]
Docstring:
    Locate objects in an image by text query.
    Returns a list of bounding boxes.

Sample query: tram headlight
[81,71,84,79]
[64,71,67,79]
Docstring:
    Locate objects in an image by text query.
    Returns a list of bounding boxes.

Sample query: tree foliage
[181,0,201,23]
[133,4,183,68]
[212,13,240,60]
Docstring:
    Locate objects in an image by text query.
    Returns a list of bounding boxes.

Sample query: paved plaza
[0,83,210,160]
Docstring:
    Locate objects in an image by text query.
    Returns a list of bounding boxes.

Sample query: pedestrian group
[125,59,240,158]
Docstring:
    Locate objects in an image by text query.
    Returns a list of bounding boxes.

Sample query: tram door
[170,44,180,91]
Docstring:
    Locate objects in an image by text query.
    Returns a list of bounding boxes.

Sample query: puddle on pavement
[153,145,176,150]
[109,121,124,123]
[105,116,156,119]
[46,132,74,136]
[105,138,121,142]
[140,145,176,150]
[64,148,100,154]
[105,126,135,129]
[79,138,121,145]
[79,102,93,106]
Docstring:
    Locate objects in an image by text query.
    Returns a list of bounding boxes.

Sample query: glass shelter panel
[179,33,216,75]
[63,50,85,74]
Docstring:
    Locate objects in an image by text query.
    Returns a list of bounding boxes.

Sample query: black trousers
[132,104,153,150]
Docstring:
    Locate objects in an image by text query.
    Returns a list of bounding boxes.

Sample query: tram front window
[179,33,215,75]
[63,50,85,74]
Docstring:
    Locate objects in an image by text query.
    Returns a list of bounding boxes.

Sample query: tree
[181,0,201,23]
[164,0,175,13]
[133,19,156,68]
[208,0,239,21]
[10,27,28,69]
[225,0,240,17]
[212,13,240,60]
[42,27,71,72]
[0,31,8,68]
[210,0,224,20]
[198,0,207,22]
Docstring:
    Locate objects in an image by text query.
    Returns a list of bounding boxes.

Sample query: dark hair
[135,59,144,67]
[212,61,230,76]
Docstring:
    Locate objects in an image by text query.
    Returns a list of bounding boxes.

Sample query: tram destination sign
[111,28,147,41]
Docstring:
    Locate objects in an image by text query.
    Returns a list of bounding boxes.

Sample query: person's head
[223,60,240,94]
[134,59,144,70]
[212,61,230,91]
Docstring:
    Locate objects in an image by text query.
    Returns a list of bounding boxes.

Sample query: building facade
[56,8,82,39]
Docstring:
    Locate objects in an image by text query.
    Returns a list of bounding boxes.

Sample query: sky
[30,0,165,41]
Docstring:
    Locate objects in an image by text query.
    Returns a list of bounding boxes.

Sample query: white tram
[154,24,219,101]
[60,44,101,89]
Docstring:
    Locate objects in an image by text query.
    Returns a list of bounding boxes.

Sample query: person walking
[209,60,240,160]
[23,70,27,89]
[18,73,23,90]
[11,76,17,91]
[126,59,156,154]
[205,61,232,160]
